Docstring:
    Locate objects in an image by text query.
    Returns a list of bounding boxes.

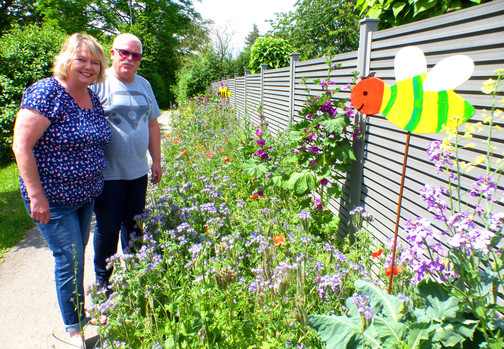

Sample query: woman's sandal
[88,314,108,326]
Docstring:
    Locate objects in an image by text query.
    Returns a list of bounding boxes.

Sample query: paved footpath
[0,112,171,349]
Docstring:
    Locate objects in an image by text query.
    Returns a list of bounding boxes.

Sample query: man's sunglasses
[113,48,142,62]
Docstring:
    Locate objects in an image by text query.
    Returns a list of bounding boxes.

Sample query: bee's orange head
[351,76,385,115]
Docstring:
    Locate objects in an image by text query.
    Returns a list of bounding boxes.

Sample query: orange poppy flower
[251,194,259,199]
[177,131,182,134]
[371,249,383,259]
[180,150,187,156]
[223,157,230,162]
[386,266,402,276]
[273,234,285,247]
[165,134,171,138]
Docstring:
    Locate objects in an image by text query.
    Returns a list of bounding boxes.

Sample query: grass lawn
[0,162,34,259]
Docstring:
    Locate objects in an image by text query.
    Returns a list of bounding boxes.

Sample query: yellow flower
[482,79,496,94]
[495,125,502,131]
[474,155,486,165]
[464,143,475,148]
[481,113,490,123]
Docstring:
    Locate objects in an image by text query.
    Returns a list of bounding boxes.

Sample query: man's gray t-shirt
[91,69,161,180]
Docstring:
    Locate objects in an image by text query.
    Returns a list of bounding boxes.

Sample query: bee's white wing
[394,46,427,82]
[423,55,474,92]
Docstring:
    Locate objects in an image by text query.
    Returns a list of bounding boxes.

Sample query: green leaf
[242,159,269,178]
[431,320,477,347]
[320,117,348,134]
[326,184,342,199]
[407,322,433,349]
[416,280,460,320]
[308,314,363,349]
[285,171,317,195]
[329,141,356,165]
[355,280,404,321]
[371,316,407,345]
[392,2,406,17]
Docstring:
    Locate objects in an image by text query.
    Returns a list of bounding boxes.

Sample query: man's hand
[151,162,162,184]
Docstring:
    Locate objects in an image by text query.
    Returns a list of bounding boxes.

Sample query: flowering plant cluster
[288,64,360,212]
[400,69,504,344]
[86,71,504,349]
[87,88,411,348]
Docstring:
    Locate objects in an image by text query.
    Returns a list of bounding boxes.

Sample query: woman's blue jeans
[93,175,147,284]
[25,200,94,333]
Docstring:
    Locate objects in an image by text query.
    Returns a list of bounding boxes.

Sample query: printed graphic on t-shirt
[108,90,149,130]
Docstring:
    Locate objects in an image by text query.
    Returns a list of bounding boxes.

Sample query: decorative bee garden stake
[218,85,232,98]
[350,46,475,293]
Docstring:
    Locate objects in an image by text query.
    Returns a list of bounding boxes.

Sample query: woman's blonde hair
[53,33,108,84]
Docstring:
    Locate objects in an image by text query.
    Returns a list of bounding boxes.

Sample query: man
[91,33,162,291]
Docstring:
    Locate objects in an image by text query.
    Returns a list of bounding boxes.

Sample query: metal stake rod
[388,131,411,294]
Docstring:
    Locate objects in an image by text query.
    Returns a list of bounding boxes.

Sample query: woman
[12,33,111,348]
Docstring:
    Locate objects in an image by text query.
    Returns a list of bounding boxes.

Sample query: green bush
[174,50,229,103]
[249,37,294,74]
[0,24,67,164]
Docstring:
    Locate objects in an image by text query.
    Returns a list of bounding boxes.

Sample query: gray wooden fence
[213,0,504,248]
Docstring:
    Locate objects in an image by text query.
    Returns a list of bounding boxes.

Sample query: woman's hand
[29,193,50,224]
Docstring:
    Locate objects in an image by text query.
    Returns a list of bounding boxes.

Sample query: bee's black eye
[363,91,368,96]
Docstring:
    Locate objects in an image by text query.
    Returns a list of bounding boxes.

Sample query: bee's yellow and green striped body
[380,74,475,134]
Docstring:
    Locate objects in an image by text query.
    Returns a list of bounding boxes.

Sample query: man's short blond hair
[53,33,108,84]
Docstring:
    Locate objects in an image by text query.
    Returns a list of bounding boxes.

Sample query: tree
[174,47,232,101]
[0,0,42,35]
[15,0,206,108]
[268,0,360,60]
[249,37,294,73]
[355,0,493,29]
[0,24,67,163]
[210,22,235,63]
[244,24,260,49]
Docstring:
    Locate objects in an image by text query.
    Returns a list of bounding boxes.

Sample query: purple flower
[255,149,265,157]
[426,140,453,173]
[351,293,375,320]
[470,175,496,202]
[255,129,263,136]
[320,178,328,186]
[314,198,323,211]
[420,185,449,221]
[298,210,312,220]
[256,139,266,146]
[310,146,320,154]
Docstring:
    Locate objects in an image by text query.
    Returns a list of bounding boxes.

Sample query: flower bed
[89,69,504,348]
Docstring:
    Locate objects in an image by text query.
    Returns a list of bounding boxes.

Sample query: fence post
[244,70,250,122]
[289,53,300,126]
[346,18,379,236]
[260,64,268,109]
[234,73,238,109]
